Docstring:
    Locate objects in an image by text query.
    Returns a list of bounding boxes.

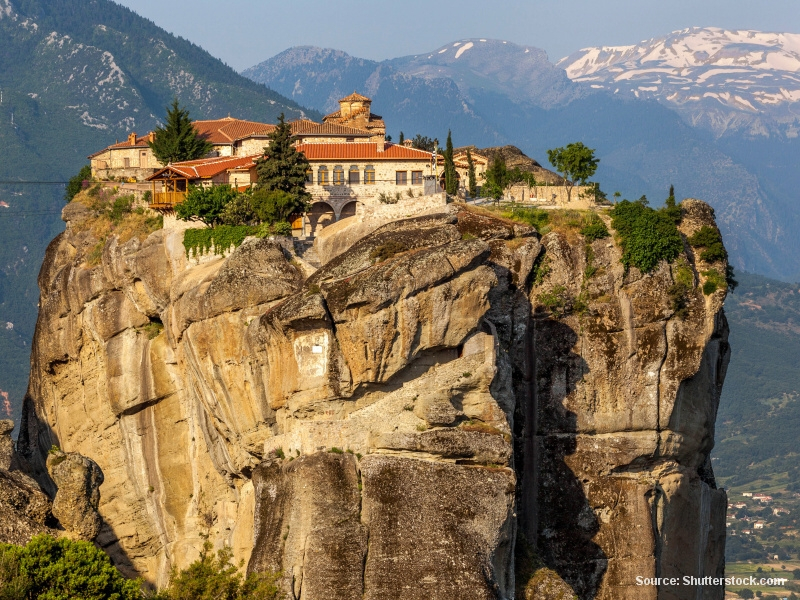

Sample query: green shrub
[688,225,727,262]
[251,189,306,225]
[701,268,727,295]
[579,215,610,241]
[537,285,571,317]
[176,185,239,227]
[668,258,695,318]
[273,221,292,236]
[329,447,344,454]
[109,195,134,225]
[219,194,256,226]
[0,534,142,600]
[610,200,684,273]
[65,165,93,203]
[153,541,282,600]
[183,225,257,257]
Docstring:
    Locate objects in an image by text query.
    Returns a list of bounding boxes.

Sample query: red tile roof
[296,143,433,161]
[293,122,372,137]
[146,155,260,181]
[87,134,152,158]
[193,117,276,144]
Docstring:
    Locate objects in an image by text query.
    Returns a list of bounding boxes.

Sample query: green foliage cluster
[701,268,727,295]
[0,534,142,600]
[255,222,292,238]
[410,135,436,152]
[688,225,727,262]
[443,131,458,195]
[148,99,212,165]
[369,241,408,263]
[256,114,310,202]
[65,165,92,203]
[547,142,599,203]
[466,149,478,198]
[610,199,684,273]
[483,156,538,200]
[579,215,610,241]
[176,185,239,227]
[668,258,695,319]
[151,542,282,600]
[220,194,256,226]
[537,285,572,317]
[183,225,256,257]
[251,190,305,225]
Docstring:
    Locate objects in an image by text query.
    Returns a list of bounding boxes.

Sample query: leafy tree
[410,135,436,152]
[176,184,238,227]
[610,199,684,273]
[251,189,306,225]
[148,99,212,165]
[219,192,256,226]
[0,534,142,600]
[443,131,458,195]
[153,541,282,600]
[65,165,92,203]
[483,156,508,201]
[546,142,599,203]
[256,113,310,202]
[688,225,727,262]
[466,149,477,198]
[738,590,754,599]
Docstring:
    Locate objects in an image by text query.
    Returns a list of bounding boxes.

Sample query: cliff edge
[15,193,729,599]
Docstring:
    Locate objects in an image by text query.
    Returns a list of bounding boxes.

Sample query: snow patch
[479,39,486,42]
[438,48,447,54]
[453,42,461,47]
[525,49,529,53]
[454,42,473,59]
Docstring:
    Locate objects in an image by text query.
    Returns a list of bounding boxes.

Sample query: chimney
[377,140,384,153]
[147,131,155,143]
[403,139,413,148]
[128,132,137,145]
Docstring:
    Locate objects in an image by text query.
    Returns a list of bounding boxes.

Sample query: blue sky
[115,0,800,71]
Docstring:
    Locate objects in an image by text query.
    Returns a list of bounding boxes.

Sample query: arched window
[305,168,313,183]
[348,165,360,185]
[333,165,345,185]
[364,165,375,185]
[318,165,328,185]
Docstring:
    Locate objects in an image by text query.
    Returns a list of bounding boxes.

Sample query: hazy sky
[114,0,800,71]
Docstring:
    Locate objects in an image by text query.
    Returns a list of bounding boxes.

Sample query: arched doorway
[308,202,335,236]
[338,201,361,221]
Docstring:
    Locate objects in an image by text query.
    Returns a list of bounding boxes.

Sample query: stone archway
[338,201,361,221]
[308,202,335,236]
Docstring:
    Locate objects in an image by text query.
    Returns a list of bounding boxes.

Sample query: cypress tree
[444,130,458,195]
[148,99,212,164]
[466,149,477,198]
[399,131,405,144]
[256,113,310,203]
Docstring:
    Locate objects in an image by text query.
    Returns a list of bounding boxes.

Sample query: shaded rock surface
[47,450,104,540]
[17,193,729,599]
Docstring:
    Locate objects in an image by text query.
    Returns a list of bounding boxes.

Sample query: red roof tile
[293,122,372,137]
[88,134,152,158]
[192,117,275,144]
[146,155,260,181]
[296,143,432,161]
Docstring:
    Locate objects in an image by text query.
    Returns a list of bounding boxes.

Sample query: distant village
[88,92,593,237]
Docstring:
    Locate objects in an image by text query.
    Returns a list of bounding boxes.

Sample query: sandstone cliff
[15,194,729,599]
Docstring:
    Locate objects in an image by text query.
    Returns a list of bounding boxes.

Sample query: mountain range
[243,34,800,284]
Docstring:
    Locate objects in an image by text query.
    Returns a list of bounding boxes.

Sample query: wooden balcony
[150,191,186,209]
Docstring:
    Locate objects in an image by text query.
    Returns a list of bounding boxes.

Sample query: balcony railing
[150,191,187,208]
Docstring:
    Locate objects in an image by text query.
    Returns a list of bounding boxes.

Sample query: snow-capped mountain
[559,28,800,137]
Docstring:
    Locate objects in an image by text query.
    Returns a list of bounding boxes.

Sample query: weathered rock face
[17,195,729,599]
[46,450,104,540]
